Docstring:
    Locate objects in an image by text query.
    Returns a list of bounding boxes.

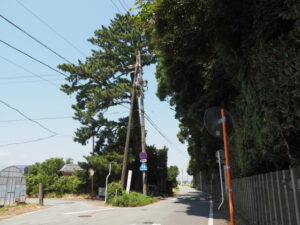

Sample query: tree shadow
[173,191,228,221]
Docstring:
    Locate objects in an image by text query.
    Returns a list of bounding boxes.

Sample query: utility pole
[120,55,139,188]
[138,52,147,195]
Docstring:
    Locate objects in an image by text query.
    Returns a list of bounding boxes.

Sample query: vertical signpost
[139,151,148,195]
[88,168,95,196]
[220,108,235,225]
[204,107,235,225]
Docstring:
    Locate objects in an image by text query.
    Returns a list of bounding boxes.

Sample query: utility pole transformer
[120,55,139,188]
[138,52,147,195]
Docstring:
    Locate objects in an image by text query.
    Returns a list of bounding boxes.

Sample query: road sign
[139,162,148,171]
[88,168,95,177]
[140,159,147,163]
[139,152,148,160]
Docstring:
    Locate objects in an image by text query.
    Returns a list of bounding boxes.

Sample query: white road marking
[190,198,196,200]
[200,197,206,200]
[208,200,213,225]
[63,208,113,215]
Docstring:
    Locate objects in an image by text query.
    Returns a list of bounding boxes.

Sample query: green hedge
[111,191,157,207]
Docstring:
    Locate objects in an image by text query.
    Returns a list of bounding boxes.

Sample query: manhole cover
[78,215,92,218]
[143,222,153,224]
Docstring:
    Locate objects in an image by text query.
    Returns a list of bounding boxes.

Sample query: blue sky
[0,0,191,181]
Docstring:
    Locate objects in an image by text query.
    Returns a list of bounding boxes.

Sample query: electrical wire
[0,78,64,85]
[0,14,72,64]
[121,0,129,9]
[0,99,57,135]
[0,110,128,123]
[0,74,59,80]
[15,0,87,57]
[111,0,123,13]
[0,134,56,147]
[144,113,189,158]
[120,104,188,157]
[0,55,60,87]
[0,116,72,123]
[117,0,128,12]
[0,40,67,77]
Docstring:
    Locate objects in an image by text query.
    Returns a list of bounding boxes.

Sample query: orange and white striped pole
[221,108,235,225]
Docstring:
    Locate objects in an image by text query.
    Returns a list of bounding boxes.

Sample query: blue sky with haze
[0,0,191,181]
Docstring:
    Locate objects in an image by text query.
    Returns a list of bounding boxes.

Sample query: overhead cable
[0,134,56,147]
[111,0,123,13]
[120,104,188,157]
[0,14,72,64]
[0,116,72,123]
[15,0,87,57]
[143,113,189,158]
[117,0,128,12]
[0,99,57,135]
[0,55,59,87]
[0,40,67,77]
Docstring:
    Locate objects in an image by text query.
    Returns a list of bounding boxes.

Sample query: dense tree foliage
[137,0,300,179]
[26,158,84,196]
[57,13,172,193]
[167,165,179,189]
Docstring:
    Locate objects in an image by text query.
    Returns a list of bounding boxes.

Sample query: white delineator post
[126,170,132,193]
[105,163,112,203]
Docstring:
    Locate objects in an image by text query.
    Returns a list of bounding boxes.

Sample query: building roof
[59,164,84,173]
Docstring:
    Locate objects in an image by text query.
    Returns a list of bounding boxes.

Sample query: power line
[0,111,127,122]
[111,0,123,13]
[117,0,128,12]
[15,0,87,57]
[121,0,129,8]
[0,134,56,147]
[120,104,188,157]
[0,79,64,85]
[0,14,73,64]
[0,99,57,135]
[0,116,72,123]
[0,40,67,77]
[0,74,60,80]
[144,113,189,158]
[0,55,59,87]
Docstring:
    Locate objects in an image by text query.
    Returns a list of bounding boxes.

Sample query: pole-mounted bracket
[218,116,226,124]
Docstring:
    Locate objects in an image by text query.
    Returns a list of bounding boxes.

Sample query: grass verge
[0,203,41,217]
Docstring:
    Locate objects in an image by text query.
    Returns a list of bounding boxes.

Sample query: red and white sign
[139,152,148,159]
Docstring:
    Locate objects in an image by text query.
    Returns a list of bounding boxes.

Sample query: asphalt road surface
[0,186,228,225]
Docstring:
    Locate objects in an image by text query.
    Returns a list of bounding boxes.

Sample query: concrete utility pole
[138,52,147,195]
[120,55,139,188]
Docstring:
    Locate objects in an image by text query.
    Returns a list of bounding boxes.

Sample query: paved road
[0,186,228,225]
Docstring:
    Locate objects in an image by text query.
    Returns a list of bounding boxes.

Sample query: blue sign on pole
[139,162,148,171]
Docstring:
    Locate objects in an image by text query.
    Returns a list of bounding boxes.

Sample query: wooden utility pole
[138,52,147,195]
[38,183,44,206]
[120,55,139,188]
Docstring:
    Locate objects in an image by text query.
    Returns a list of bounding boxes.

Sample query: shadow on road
[173,191,229,221]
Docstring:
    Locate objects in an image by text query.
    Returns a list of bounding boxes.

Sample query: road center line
[208,200,213,225]
[64,208,113,215]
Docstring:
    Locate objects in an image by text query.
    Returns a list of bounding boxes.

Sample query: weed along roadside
[106,182,158,207]
[0,203,43,219]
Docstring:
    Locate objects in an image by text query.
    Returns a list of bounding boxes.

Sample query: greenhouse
[0,165,28,206]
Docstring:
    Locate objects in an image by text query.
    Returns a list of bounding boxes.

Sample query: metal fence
[232,167,300,225]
